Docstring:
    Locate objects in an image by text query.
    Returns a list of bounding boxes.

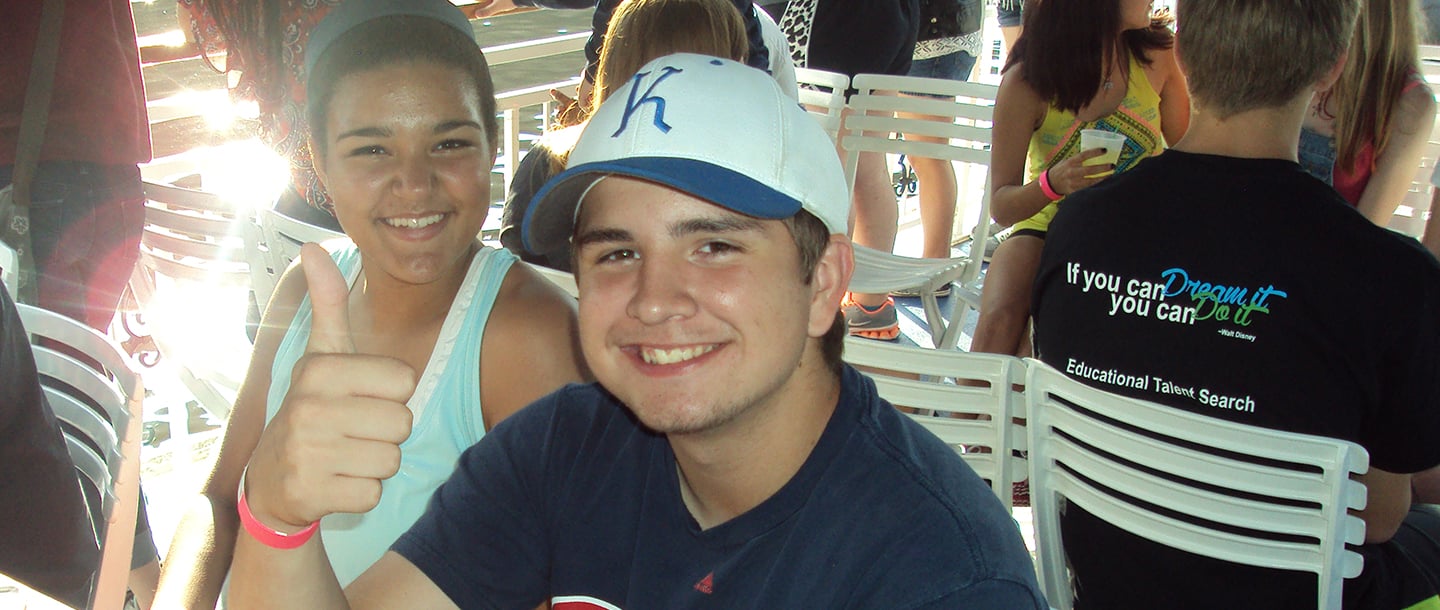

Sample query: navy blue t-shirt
[394,366,1044,609]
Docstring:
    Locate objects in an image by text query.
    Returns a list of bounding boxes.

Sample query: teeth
[383,214,445,229]
[640,345,716,365]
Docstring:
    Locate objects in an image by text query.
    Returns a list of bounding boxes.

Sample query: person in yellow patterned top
[969,0,1189,362]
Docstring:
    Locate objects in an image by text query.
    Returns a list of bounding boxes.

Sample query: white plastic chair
[1393,45,1440,238]
[246,207,346,309]
[20,303,144,610]
[843,337,1026,510]
[1023,359,1369,610]
[793,67,851,142]
[125,180,251,422]
[841,75,998,349]
[0,239,16,298]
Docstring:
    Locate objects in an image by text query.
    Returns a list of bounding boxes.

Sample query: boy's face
[571,176,822,437]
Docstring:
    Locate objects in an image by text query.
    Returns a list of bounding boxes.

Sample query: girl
[154,2,588,606]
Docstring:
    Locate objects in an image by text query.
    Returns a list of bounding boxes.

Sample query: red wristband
[1038,169,1063,201]
[238,489,319,550]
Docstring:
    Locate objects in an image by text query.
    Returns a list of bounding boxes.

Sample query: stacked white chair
[793,67,851,142]
[0,239,16,297]
[246,207,346,310]
[20,304,144,610]
[126,180,251,422]
[843,337,1026,510]
[1024,359,1369,610]
[840,75,998,349]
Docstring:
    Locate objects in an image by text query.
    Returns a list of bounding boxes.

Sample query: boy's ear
[807,234,854,340]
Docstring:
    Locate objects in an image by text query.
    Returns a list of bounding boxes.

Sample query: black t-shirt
[0,289,99,607]
[1032,150,1440,609]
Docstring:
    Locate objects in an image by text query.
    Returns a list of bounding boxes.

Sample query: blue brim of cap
[522,157,804,255]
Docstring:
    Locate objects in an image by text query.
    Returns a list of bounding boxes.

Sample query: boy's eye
[436,139,473,151]
[698,241,739,255]
[348,145,386,157]
[598,249,638,264]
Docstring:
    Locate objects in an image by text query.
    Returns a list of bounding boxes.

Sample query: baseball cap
[522,53,849,255]
[304,0,477,80]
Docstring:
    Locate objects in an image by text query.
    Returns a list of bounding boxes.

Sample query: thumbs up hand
[243,243,417,532]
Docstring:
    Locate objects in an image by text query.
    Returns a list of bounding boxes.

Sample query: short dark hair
[305,15,499,159]
[1177,0,1359,119]
[781,211,846,376]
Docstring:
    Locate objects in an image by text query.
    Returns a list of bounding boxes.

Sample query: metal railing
[140,26,591,203]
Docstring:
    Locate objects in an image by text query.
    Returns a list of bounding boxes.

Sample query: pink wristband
[238,489,319,550]
[1038,169,1063,201]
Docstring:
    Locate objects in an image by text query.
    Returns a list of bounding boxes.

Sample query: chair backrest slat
[1024,359,1369,610]
[19,304,144,610]
[845,338,1026,509]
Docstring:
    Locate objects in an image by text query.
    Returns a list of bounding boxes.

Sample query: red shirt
[0,0,152,167]
[180,0,342,214]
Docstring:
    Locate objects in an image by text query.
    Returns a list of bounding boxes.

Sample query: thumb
[301,243,356,354]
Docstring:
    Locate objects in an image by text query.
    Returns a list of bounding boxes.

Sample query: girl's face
[316,61,493,287]
[1122,0,1154,30]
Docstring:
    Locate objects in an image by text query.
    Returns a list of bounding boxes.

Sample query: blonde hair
[1178,0,1357,120]
[1331,0,1423,172]
[591,0,749,112]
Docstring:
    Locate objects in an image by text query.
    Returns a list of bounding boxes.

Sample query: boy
[229,53,1044,609]
[1031,0,1440,607]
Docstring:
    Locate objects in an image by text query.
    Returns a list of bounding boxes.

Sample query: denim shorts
[997,0,1024,27]
[904,50,978,97]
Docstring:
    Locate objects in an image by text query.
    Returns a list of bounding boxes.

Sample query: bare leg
[851,150,900,264]
[906,153,958,258]
[129,558,160,609]
[846,101,900,311]
[970,234,1044,356]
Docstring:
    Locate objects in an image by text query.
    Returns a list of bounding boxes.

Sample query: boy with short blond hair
[1031,0,1440,608]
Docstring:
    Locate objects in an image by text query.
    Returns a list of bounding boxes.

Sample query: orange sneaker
[842,294,900,340]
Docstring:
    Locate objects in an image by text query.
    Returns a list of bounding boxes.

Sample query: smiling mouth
[640,344,717,365]
[382,213,446,229]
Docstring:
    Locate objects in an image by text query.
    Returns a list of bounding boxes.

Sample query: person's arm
[1355,467,1414,543]
[1414,464,1440,504]
[152,258,309,609]
[1155,45,1191,146]
[1355,82,1436,226]
[988,66,1105,226]
[1424,165,1440,258]
[478,263,590,430]
[227,245,426,609]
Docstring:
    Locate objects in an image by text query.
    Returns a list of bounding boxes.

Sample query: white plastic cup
[1080,129,1126,169]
